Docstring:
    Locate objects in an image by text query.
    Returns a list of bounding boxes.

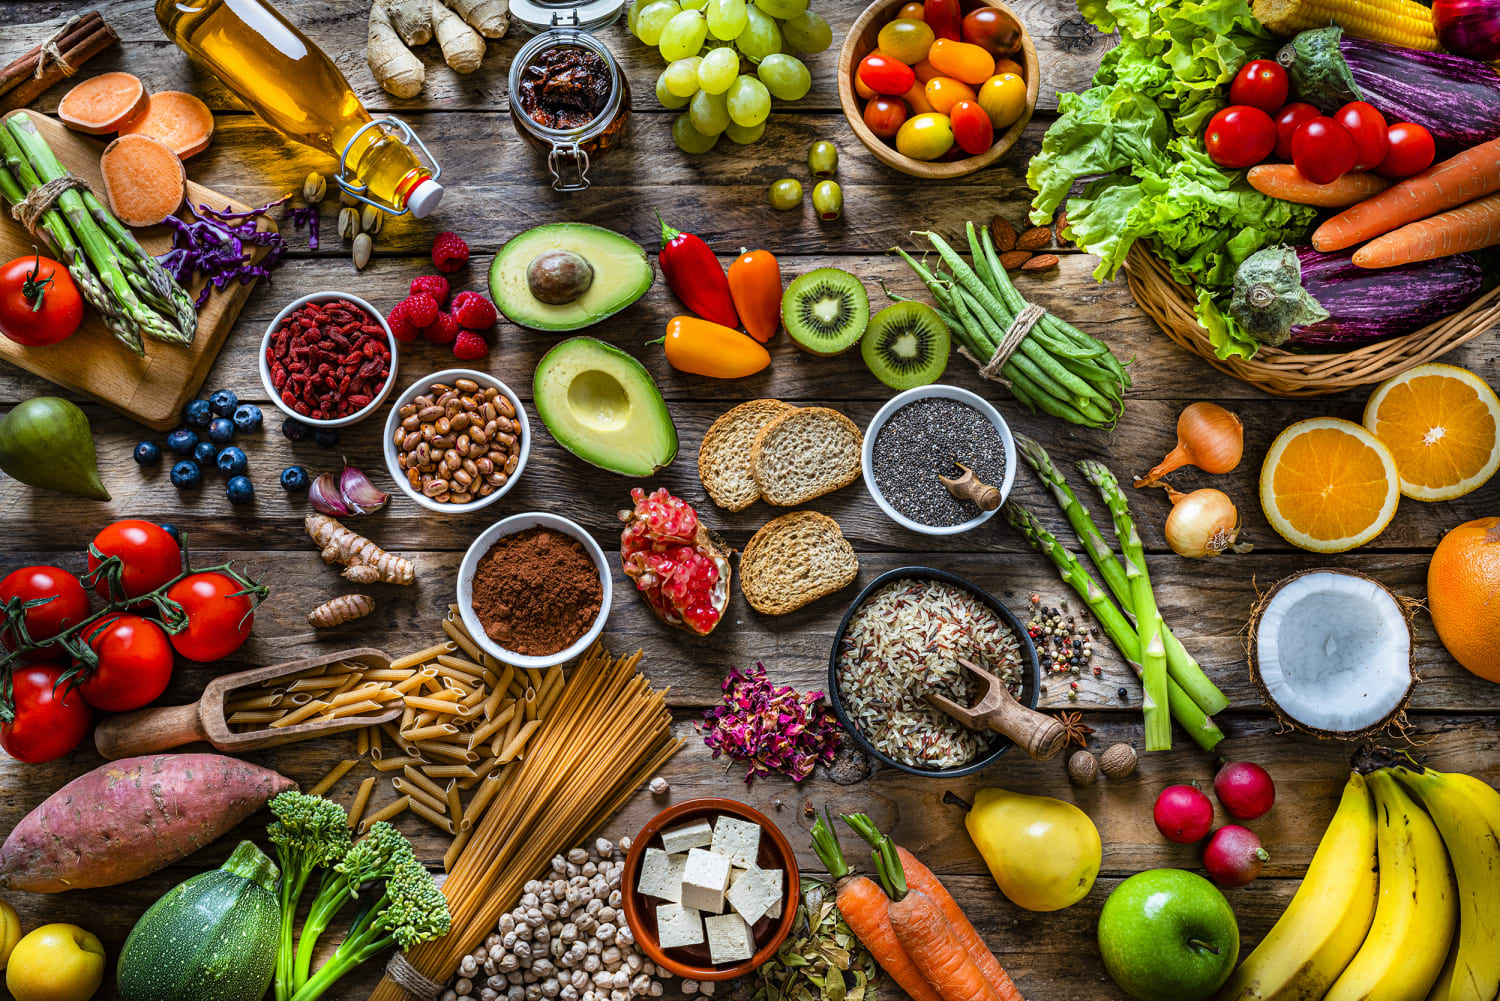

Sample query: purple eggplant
[1280,27,1500,154]
[1230,245,1484,347]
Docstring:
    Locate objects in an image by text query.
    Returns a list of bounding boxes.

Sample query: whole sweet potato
[0,753,295,892]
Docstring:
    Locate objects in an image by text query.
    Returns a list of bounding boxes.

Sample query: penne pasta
[498,720,544,763]
[227,709,284,724]
[371,754,425,772]
[269,700,330,728]
[347,776,376,829]
[357,795,410,834]
[307,759,358,797]
[409,796,457,834]
[389,642,455,672]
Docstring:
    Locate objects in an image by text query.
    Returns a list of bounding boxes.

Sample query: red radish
[1154,785,1214,843]
[1214,761,1276,820]
[1203,825,1269,887]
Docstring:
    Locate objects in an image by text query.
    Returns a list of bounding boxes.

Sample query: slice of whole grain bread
[698,399,796,511]
[749,407,862,506]
[739,511,859,615]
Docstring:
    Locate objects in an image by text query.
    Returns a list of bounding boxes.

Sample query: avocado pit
[528,250,594,305]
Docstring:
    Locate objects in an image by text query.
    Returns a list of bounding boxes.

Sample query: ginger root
[444,0,509,38]
[306,513,415,585]
[384,0,433,44]
[309,594,375,629]
[433,0,486,73]
[368,0,425,98]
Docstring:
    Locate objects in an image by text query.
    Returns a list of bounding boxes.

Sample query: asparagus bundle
[0,111,196,355]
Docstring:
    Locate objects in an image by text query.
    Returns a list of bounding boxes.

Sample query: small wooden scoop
[93,648,399,760]
[939,462,1002,511]
[925,657,1067,761]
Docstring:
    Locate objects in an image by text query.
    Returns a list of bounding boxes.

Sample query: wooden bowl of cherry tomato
[837,0,1038,178]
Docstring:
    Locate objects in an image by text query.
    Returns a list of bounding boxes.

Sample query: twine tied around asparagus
[385,952,446,1001]
[959,301,1047,384]
[33,15,81,79]
[11,174,89,236]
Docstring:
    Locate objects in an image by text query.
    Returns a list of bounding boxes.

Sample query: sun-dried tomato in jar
[517,45,612,129]
[508,31,631,191]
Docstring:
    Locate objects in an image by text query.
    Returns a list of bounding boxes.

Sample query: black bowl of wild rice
[827,567,1040,778]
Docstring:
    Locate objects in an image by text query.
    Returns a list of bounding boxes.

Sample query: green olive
[811,180,842,220]
[807,140,838,178]
[768,178,803,210]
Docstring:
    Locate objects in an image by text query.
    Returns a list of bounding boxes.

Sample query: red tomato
[0,662,91,763]
[165,572,254,662]
[1273,102,1321,161]
[87,520,182,601]
[960,6,1021,56]
[864,96,908,138]
[857,53,916,96]
[1229,60,1288,113]
[0,252,83,347]
[1204,105,1276,169]
[0,565,90,660]
[1377,122,1436,179]
[923,0,961,40]
[1334,101,1389,171]
[1292,117,1357,184]
[950,100,994,155]
[76,614,173,712]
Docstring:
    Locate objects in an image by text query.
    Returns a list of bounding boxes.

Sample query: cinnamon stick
[0,13,105,97]
[0,13,119,115]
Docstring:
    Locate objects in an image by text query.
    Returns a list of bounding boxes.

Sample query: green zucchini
[117,840,282,1001]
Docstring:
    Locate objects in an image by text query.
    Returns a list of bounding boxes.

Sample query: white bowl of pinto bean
[382,368,531,515]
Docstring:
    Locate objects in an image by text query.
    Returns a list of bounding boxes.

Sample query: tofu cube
[660,820,714,855]
[765,867,785,919]
[656,902,704,949]
[710,816,762,868]
[727,864,782,925]
[680,847,732,914]
[638,849,687,902]
[706,912,756,965]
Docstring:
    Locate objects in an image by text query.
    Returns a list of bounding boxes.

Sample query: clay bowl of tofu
[622,798,800,981]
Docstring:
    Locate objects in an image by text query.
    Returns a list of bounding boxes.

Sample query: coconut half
[1248,569,1416,740]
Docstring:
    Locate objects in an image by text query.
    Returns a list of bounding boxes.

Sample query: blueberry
[232,403,263,433]
[182,399,212,427]
[216,446,248,475]
[280,465,311,492]
[193,441,219,466]
[312,427,340,448]
[208,389,238,417]
[207,417,235,443]
[170,460,202,489]
[226,475,255,505]
[159,523,181,543]
[133,441,161,466]
[281,417,310,442]
[166,428,199,455]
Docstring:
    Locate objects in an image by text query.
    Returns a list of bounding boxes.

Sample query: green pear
[0,396,110,501]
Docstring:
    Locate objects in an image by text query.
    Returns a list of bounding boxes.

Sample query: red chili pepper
[656,209,739,329]
[924,0,962,40]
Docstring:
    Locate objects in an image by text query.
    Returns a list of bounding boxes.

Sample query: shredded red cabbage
[157,196,291,307]
[698,663,842,784]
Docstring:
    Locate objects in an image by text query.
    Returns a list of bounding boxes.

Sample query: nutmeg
[1068,750,1098,787]
[1100,743,1138,779]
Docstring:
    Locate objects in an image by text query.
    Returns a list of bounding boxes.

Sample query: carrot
[1246,165,1390,208]
[117,90,215,159]
[100,133,186,228]
[56,71,148,135]
[1313,136,1500,252]
[1352,191,1500,268]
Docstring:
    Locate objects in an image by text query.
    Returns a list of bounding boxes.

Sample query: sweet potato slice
[100,133,186,228]
[116,90,215,159]
[57,71,148,135]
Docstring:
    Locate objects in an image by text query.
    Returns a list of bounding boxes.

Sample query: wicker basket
[1122,243,1500,397]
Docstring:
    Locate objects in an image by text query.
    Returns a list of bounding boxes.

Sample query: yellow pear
[964,787,1101,911]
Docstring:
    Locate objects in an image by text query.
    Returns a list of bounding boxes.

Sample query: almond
[991,216,1017,253]
[999,250,1032,271]
[1016,226,1053,251]
[1021,254,1059,272]
[1055,210,1069,244]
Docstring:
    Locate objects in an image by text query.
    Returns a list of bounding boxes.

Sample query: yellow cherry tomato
[994,57,1024,77]
[912,58,940,83]
[898,2,925,18]
[896,112,954,160]
[0,898,19,970]
[6,924,104,1001]
[977,72,1027,129]
[928,38,995,84]
[877,18,935,64]
[902,81,935,114]
[924,76,976,115]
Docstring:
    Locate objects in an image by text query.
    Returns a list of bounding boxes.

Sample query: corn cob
[1252,0,1439,50]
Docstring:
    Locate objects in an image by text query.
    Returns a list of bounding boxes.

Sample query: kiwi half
[861,301,951,390]
[782,268,870,356]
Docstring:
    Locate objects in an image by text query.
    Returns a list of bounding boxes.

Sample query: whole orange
[1429,517,1500,682]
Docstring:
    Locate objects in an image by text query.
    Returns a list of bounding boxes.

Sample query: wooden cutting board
[0,110,273,430]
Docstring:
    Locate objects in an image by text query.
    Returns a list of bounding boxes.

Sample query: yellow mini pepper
[654,316,771,378]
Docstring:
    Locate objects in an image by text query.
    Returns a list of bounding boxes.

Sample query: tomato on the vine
[1377,122,1436,179]
[0,662,91,763]
[165,572,254,662]
[1204,105,1276,169]
[1273,102,1321,162]
[87,520,182,600]
[857,53,916,96]
[1229,60,1288,113]
[1292,117,1357,184]
[864,96,908,138]
[0,565,90,660]
[1334,101,1389,171]
[0,252,83,347]
[75,614,174,712]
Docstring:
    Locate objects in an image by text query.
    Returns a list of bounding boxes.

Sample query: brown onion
[1135,403,1243,487]
[1160,484,1252,558]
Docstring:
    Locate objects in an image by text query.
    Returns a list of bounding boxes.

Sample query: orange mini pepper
[657,316,770,378]
[727,249,782,343]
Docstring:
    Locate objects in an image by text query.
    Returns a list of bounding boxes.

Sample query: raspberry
[452,328,489,361]
[431,231,469,273]
[451,291,499,329]
[424,311,460,345]
[401,292,440,328]
[386,300,421,342]
[409,274,450,305]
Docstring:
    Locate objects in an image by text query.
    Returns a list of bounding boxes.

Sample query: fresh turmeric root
[368,0,426,98]
[433,0,486,72]
[308,594,375,628]
[305,513,415,585]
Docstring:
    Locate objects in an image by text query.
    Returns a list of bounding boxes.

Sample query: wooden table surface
[0,2,1496,999]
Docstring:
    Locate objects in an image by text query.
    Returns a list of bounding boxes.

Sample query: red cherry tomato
[0,662,91,763]
[1333,101,1389,171]
[0,565,90,660]
[1273,102,1321,161]
[87,520,182,601]
[0,251,84,347]
[863,96,908,138]
[1376,122,1436,179]
[960,7,1021,57]
[857,53,917,96]
[76,613,174,712]
[950,100,995,155]
[1292,117,1358,184]
[1204,105,1276,169]
[923,0,962,40]
[165,572,254,662]
[1229,59,1289,113]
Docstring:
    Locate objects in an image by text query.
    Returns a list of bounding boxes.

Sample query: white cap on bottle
[407,177,444,218]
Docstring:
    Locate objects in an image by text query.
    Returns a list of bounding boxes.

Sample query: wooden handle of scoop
[940,463,1001,511]
[94,702,209,760]
[975,690,1068,761]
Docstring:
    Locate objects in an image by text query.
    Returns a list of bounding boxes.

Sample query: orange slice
[1362,363,1500,502]
[1260,418,1401,554]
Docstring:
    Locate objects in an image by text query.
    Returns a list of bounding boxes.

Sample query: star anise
[1053,710,1094,748]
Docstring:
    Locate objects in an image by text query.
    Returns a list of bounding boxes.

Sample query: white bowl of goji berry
[260,291,399,428]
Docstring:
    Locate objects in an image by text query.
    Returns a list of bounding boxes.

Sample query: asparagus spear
[1004,504,1224,751]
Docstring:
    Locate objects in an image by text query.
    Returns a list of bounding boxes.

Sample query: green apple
[1098,869,1239,1001]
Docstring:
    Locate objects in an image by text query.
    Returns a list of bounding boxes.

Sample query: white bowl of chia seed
[862,385,1017,535]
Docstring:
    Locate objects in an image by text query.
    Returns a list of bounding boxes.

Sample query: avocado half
[533,337,678,476]
[490,223,654,331]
